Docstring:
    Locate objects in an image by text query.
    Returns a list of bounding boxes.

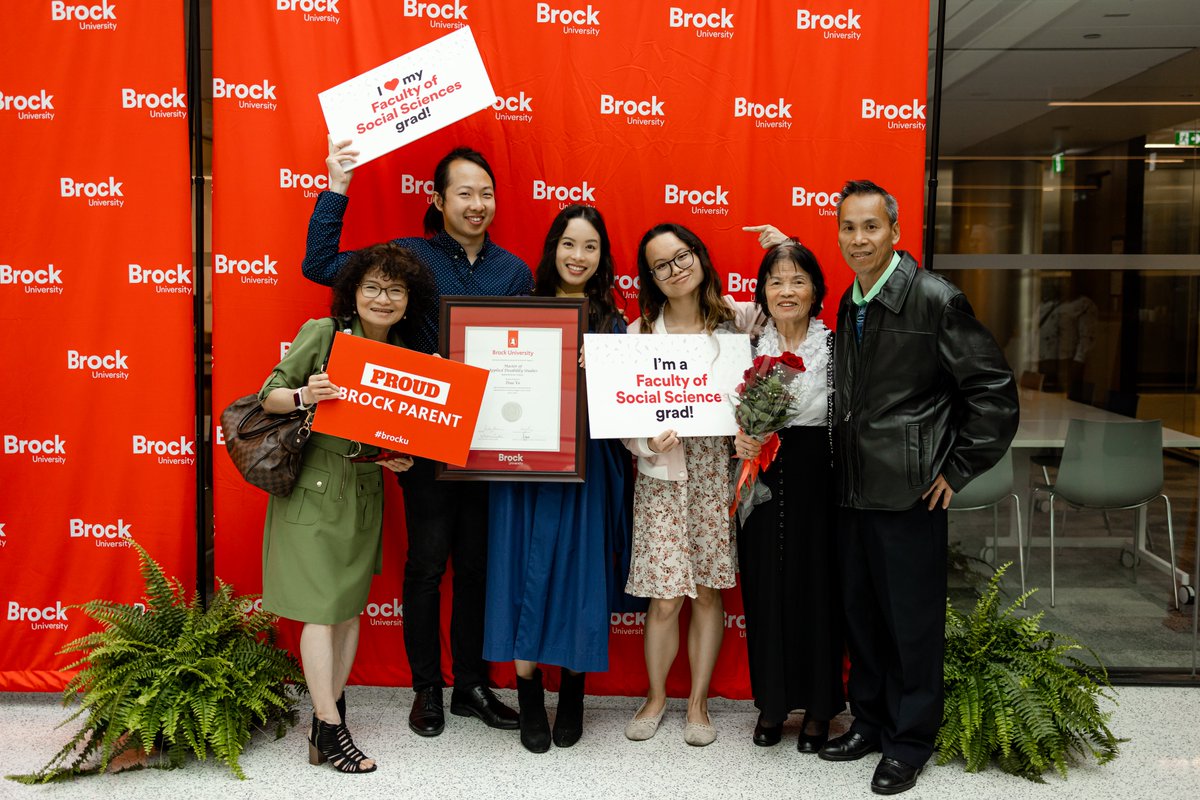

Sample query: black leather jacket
[833,252,1018,510]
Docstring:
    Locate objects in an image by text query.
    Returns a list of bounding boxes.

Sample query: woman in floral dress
[621,223,760,747]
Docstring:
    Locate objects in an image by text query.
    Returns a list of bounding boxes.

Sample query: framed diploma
[436,296,588,481]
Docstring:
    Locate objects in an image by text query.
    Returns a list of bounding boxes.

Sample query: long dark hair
[635,223,732,333]
[421,147,496,236]
[533,205,622,333]
[331,242,436,341]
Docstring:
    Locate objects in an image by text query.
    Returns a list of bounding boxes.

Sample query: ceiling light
[1048,101,1200,107]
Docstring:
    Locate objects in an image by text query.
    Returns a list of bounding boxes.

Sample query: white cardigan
[621,297,764,482]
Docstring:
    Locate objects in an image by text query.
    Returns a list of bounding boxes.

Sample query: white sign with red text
[317,26,495,167]
[583,332,751,439]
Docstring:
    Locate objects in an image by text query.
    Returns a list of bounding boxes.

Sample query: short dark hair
[331,242,436,340]
[836,179,898,224]
[754,240,826,318]
[533,205,622,333]
[635,222,732,333]
[421,147,496,236]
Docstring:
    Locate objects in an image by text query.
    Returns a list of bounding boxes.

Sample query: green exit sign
[1175,130,1200,146]
[1051,153,1065,173]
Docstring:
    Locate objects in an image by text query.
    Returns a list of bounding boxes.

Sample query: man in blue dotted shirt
[303,138,532,739]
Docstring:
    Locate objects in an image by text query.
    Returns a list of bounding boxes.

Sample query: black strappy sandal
[308,716,377,774]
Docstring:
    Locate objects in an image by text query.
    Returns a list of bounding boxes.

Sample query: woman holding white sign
[733,241,845,752]
[484,205,633,754]
[622,223,761,747]
[260,242,431,773]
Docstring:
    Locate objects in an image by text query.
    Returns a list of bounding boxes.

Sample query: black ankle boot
[516,669,551,753]
[552,670,585,748]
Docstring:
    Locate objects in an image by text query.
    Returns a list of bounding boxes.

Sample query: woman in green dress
[258,242,434,773]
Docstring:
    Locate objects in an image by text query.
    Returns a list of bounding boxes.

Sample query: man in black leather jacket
[815,180,1018,795]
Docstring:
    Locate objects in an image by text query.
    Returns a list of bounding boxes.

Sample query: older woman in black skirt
[733,241,844,750]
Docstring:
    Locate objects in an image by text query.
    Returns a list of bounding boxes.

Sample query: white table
[1010,388,1200,598]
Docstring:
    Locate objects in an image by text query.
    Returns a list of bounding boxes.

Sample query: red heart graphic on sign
[384,78,400,92]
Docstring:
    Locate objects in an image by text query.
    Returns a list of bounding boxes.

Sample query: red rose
[734,382,745,395]
[756,355,774,377]
[779,352,806,372]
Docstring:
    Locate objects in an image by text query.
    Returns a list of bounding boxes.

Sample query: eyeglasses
[650,250,695,281]
[359,282,408,301]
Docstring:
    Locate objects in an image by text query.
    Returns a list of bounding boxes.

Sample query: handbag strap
[297,316,345,438]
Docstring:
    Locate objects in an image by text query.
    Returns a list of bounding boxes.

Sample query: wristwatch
[293,387,311,411]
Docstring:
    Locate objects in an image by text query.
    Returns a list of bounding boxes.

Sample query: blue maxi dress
[483,319,634,673]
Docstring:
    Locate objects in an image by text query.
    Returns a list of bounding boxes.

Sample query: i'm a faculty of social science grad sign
[311,333,489,466]
[317,26,496,168]
[583,332,752,439]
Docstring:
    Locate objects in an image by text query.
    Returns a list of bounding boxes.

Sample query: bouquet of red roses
[729,352,806,523]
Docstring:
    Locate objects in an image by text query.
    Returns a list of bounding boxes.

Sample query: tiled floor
[2,686,1199,800]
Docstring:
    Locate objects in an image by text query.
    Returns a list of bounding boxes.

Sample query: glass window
[931,0,1200,676]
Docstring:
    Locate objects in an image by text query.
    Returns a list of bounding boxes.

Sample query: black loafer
[752,717,782,747]
[450,684,519,730]
[408,687,445,737]
[796,725,828,754]
[871,757,921,795]
[818,730,878,761]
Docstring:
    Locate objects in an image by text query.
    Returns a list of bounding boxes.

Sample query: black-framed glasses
[650,250,695,280]
[359,282,408,301]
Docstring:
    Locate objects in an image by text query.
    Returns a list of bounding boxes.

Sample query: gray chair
[1193,530,1199,676]
[949,449,1026,599]
[1029,419,1179,609]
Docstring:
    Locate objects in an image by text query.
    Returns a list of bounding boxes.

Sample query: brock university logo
[51,1,118,30]
[861,98,926,130]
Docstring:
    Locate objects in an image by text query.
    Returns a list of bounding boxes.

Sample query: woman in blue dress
[483,205,631,753]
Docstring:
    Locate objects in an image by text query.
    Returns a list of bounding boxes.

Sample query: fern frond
[939,562,1122,782]
[8,540,303,785]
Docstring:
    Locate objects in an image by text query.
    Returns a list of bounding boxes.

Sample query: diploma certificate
[439,295,588,481]
[464,326,563,451]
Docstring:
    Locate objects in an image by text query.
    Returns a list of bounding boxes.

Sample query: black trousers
[837,504,947,768]
[400,463,490,692]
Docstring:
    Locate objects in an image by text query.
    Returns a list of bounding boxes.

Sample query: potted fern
[8,542,304,783]
[937,563,1123,781]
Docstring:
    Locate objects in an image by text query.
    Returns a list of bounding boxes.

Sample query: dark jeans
[837,504,948,768]
[400,463,490,692]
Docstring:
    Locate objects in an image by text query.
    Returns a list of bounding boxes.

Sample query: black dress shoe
[450,684,519,730]
[796,718,829,754]
[408,687,445,737]
[752,717,782,747]
[871,757,921,795]
[818,730,878,761]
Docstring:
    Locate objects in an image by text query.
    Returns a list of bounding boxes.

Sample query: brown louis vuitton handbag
[221,318,338,497]
[220,397,315,497]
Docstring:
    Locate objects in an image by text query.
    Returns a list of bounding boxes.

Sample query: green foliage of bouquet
[8,542,304,784]
[937,563,1123,782]
[730,352,806,522]
[732,352,806,437]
